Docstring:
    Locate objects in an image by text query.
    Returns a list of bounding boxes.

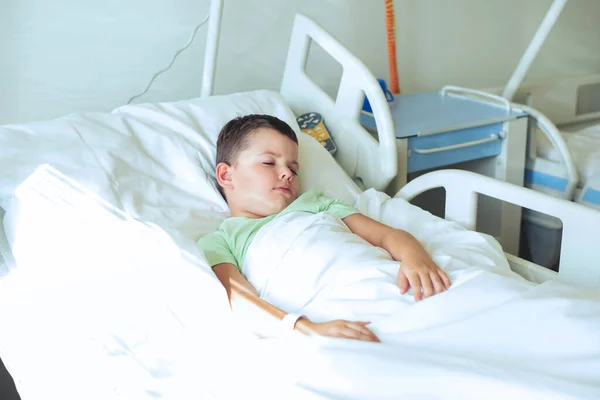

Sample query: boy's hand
[398,249,451,301]
[341,213,451,302]
[297,318,380,343]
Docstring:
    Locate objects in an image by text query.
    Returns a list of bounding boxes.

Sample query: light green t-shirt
[197,190,359,271]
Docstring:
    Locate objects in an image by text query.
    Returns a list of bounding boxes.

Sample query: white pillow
[0,165,238,400]
[0,109,225,240]
[112,90,361,207]
[0,116,116,209]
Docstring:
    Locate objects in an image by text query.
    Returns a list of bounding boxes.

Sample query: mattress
[535,122,600,185]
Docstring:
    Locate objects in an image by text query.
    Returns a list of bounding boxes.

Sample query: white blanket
[1,167,599,399]
[0,166,239,400]
[238,191,600,399]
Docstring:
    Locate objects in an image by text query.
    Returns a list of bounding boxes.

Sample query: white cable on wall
[127,12,210,105]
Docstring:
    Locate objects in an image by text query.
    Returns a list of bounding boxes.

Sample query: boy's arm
[212,262,379,342]
[342,213,450,301]
[213,262,293,338]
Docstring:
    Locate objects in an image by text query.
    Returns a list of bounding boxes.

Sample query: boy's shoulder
[197,217,243,246]
[197,228,226,246]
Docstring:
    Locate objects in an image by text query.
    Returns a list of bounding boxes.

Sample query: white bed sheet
[536,123,600,184]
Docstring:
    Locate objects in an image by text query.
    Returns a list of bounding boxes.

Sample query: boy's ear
[215,162,234,190]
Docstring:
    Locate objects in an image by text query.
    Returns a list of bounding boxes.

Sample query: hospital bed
[461,0,600,269]
[481,74,600,268]
[1,3,600,399]
[514,73,600,207]
[358,82,584,270]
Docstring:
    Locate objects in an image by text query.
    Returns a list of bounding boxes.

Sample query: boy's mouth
[274,186,292,195]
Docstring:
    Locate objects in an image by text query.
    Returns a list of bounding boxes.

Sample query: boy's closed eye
[262,161,299,176]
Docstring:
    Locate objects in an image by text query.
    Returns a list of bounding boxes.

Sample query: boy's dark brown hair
[215,114,298,196]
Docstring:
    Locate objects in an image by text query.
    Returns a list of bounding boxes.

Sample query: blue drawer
[407,122,503,173]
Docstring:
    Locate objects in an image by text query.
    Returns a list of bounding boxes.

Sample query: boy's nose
[280,168,293,180]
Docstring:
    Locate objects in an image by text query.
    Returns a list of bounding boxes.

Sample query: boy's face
[217,128,300,218]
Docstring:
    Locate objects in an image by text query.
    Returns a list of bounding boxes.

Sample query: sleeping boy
[197,114,451,343]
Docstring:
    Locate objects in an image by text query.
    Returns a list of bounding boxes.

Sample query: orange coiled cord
[385,0,400,94]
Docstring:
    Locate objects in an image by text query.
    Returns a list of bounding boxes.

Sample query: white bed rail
[280,14,397,192]
[515,103,579,198]
[396,169,600,289]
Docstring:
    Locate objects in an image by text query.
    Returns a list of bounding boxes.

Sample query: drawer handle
[441,85,511,112]
[414,134,500,155]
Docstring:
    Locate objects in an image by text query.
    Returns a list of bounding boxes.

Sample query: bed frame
[274,13,600,289]
[279,15,397,193]
[194,4,600,289]
[396,169,600,289]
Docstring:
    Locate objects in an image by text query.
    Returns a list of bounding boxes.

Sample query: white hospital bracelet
[281,313,303,335]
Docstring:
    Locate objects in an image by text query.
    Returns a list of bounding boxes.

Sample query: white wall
[0,0,599,125]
